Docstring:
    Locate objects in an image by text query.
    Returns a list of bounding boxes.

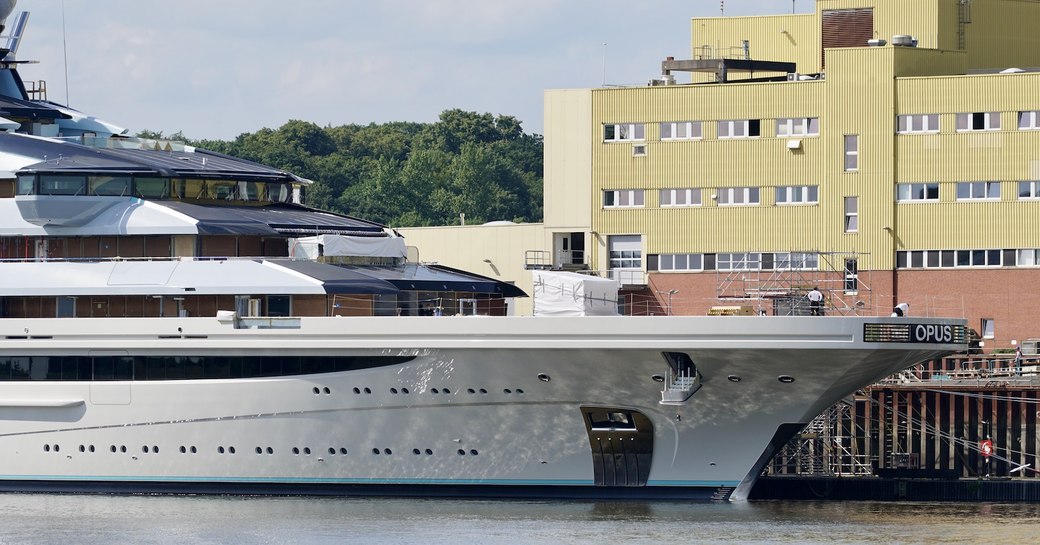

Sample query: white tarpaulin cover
[532,270,619,316]
[290,233,407,259]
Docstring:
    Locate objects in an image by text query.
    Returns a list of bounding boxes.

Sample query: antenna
[62,0,70,106]
[720,1,724,16]
[601,42,606,86]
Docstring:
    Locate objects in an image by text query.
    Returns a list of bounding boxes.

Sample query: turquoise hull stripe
[647,480,740,487]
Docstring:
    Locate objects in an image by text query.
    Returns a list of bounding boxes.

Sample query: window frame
[843,134,858,172]
[1019,111,1040,130]
[657,253,705,272]
[602,189,645,209]
[844,196,858,233]
[955,181,1001,201]
[718,119,761,139]
[776,117,820,137]
[659,121,703,141]
[775,185,819,205]
[956,112,1001,132]
[1019,181,1040,200]
[716,187,760,206]
[897,114,940,134]
[659,188,702,208]
[603,123,646,143]
[896,183,940,202]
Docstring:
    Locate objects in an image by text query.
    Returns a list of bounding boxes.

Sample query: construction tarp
[532,270,619,316]
[290,234,407,259]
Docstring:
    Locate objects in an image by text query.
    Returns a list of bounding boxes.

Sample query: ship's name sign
[863,323,963,344]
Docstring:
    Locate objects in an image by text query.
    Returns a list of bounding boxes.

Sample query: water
[0,494,1038,544]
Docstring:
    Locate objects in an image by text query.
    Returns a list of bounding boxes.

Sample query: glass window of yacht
[135,177,170,199]
[238,181,262,201]
[16,175,34,195]
[1018,181,1040,199]
[956,181,1000,200]
[266,182,292,203]
[210,180,238,200]
[40,175,87,196]
[1020,111,1040,130]
[89,176,132,196]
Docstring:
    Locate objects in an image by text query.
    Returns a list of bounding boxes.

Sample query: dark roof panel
[160,201,386,236]
[269,260,399,295]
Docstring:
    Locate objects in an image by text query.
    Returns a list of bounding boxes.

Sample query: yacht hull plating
[0,315,964,501]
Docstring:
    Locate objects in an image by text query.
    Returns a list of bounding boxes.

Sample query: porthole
[431,388,440,394]
[303,447,311,455]
[402,387,410,394]
[267,447,273,454]
[470,449,478,456]
[142,446,149,454]
[329,448,336,455]
[651,374,665,383]
[89,445,96,453]
[390,388,398,394]
[413,448,421,455]
[120,445,127,453]
[457,449,466,456]
[353,387,361,394]
[537,373,550,382]
[255,447,263,455]
[229,446,236,454]
[778,375,795,384]
[372,448,380,455]
[384,448,392,455]
[110,445,117,453]
[443,388,451,394]
[44,444,50,452]
[292,447,300,455]
[323,387,331,395]
[340,448,348,455]
[190,446,197,454]
[153,446,159,453]
[364,387,371,394]
[479,388,487,394]
[727,375,742,383]
[503,388,512,394]
[425,449,433,455]
[79,445,85,453]
[218,446,226,454]
[516,389,524,394]
[54,445,60,453]
[312,387,320,395]
[180,446,187,454]
[467,388,475,394]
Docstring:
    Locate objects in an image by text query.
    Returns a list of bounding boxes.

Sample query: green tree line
[141,109,543,227]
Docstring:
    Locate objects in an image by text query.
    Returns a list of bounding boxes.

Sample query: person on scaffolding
[807,286,824,316]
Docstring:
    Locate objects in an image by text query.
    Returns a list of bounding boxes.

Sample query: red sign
[981,439,993,458]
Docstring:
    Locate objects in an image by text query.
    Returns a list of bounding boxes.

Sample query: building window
[603,189,645,208]
[981,318,995,339]
[776,117,819,137]
[956,181,1000,200]
[897,183,939,202]
[956,249,1002,267]
[1018,181,1040,199]
[718,119,761,139]
[1018,249,1040,266]
[774,252,819,270]
[660,121,702,140]
[843,135,858,171]
[775,185,818,205]
[1020,111,1040,130]
[844,197,858,232]
[716,187,760,206]
[658,253,704,271]
[717,253,762,271]
[632,144,647,157]
[603,123,645,142]
[897,114,939,134]
[897,250,952,269]
[956,112,1001,132]
[660,188,702,207]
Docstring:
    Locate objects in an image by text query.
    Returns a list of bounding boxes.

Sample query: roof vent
[892,35,917,47]
[867,38,887,47]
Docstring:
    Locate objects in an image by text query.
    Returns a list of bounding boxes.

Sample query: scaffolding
[715,251,874,316]
[769,401,874,477]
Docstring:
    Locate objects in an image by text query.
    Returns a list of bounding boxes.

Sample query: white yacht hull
[0,315,964,501]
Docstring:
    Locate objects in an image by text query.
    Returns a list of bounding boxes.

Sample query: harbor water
[1,494,1039,544]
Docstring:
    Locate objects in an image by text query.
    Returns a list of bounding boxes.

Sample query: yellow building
[406,0,1040,350]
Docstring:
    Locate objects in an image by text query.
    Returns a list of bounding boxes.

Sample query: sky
[9,0,813,140]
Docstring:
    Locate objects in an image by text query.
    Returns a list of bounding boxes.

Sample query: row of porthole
[649,374,797,384]
[314,386,530,396]
[46,444,480,457]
